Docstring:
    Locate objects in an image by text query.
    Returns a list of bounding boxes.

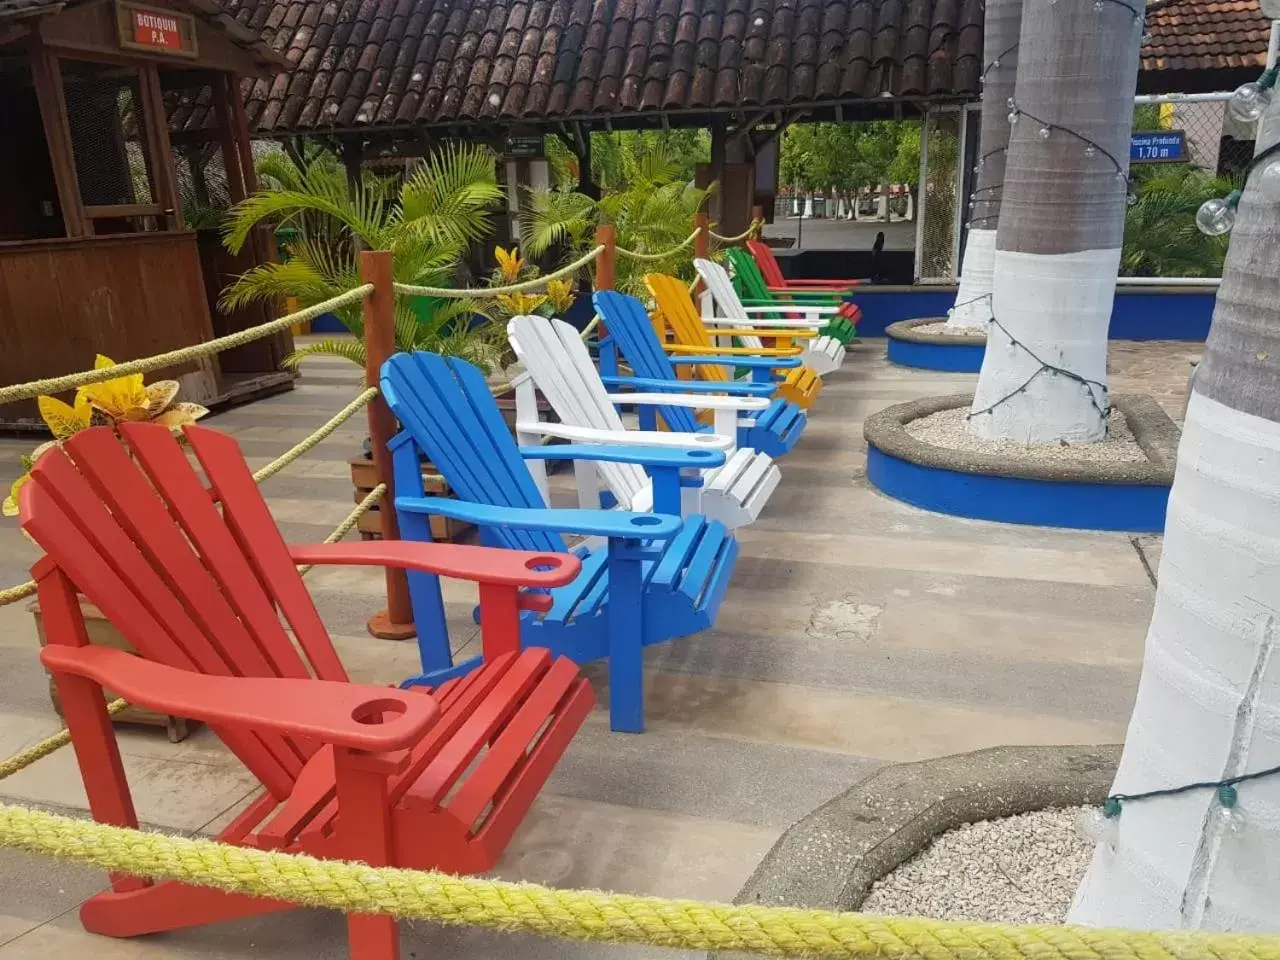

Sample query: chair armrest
[397,496,683,540]
[601,374,776,396]
[731,304,844,316]
[287,541,580,589]
[703,315,822,329]
[665,342,803,357]
[768,285,850,296]
[41,645,439,753]
[667,354,803,370]
[698,328,820,341]
[516,420,733,449]
[785,278,866,287]
[519,443,726,470]
[610,392,770,411]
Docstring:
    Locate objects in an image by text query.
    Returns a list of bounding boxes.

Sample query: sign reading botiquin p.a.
[115,1,198,57]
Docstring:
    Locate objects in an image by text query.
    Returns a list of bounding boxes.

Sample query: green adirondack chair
[723,247,859,346]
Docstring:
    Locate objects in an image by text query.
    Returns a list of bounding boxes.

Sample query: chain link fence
[915,108,963,283]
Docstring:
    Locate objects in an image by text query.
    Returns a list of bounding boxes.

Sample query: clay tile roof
[218,0,1268,134]
[1141,0,1269,79]
[229,0,984,134]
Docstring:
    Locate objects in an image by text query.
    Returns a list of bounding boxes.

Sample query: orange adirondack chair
[19,422,594,960]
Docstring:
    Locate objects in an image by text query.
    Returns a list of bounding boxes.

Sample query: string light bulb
[1008,110,1019,124]
[1075,807,1119,852]
[1196,195,1238,235]
[1229,82,1273,122]
[1256,156,1280,202]
[1037,126,1051,140]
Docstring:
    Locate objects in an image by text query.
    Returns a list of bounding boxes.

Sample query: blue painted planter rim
[863,393,1179,486]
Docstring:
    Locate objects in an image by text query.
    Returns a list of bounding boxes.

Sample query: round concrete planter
[885,318,987,373]
[715,744,1120,938]
[863,394,1179,532]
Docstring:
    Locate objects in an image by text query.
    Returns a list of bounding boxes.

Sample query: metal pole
[361,249,416,641]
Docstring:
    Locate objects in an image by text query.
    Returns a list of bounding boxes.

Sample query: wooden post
[361,250,416,641]
[692,212,710,301]
[594,224,616,291]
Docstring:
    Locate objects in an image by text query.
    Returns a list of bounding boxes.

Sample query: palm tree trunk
[946,0,1022,330]
[968,0,1145,442]
[1069,96,1280,932]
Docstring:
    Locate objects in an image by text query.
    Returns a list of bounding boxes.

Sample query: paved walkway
[0,340,1189,958]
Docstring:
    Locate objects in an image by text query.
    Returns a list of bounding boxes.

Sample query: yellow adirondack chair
[644,273,824,410]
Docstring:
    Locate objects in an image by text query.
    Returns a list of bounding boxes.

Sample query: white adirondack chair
[508,314,781,530]
[693,257,846,376]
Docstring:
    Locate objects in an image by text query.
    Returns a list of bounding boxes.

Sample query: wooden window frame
[31,43,184,238]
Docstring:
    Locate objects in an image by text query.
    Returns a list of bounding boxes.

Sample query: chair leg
[333,749,400,960]
[606,538,645,733]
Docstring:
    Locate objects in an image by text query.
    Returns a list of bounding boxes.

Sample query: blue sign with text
[1130,131,1186,163]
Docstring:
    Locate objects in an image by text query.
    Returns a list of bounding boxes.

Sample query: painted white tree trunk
[1070,95,1280,933]
[967,0,1143,443]
[944,0,1020,331]
[948,228,997,328]
[802,195,813,219]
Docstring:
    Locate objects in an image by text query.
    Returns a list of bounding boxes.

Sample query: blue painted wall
[856,288,1216,341]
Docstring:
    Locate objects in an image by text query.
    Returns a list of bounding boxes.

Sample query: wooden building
[0,0,291,427]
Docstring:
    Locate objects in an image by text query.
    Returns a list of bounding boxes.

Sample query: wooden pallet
[350,457,475,542]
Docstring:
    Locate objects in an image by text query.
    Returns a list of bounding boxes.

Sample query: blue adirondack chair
[594,290,808,458]
[381,351,741,733]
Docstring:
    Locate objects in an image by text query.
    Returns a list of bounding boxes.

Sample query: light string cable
[966,0,1151,427]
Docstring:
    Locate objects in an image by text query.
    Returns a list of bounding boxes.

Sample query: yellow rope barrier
[0,701,129,781]
[393,246,605,299]
[0,286,373,407]
[709,219,764,245]
[615,227,702,262]
[252,388,379,484]
[0,799,1274,960]
[295,484,385,576]
[0,580,36,609]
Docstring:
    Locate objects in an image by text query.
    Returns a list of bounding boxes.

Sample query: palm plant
[221,142,507,372]
[520,140,715,298]
[1121,164,1234,277]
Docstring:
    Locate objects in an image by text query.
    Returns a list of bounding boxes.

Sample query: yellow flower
[545,279,575,313]
[496,292,547,316]
[494,246,524,283]
[76,355,149,420]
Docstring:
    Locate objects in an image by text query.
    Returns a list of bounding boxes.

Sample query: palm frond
[282,338,368,372]
[397,142,504,247]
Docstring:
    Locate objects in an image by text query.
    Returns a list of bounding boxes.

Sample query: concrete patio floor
[0,338,1193,958]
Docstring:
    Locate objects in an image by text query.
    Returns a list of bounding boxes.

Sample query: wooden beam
[29,42,86,237]
[138,64,183,229]
[84,203,165,219]
[228,75,258,194]
[213,72,247,204]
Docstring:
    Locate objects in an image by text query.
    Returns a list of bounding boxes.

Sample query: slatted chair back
[507,314,649,508]
[747,239,789,288]
[21,424,353,801]
[380,351,566,554]
[724,247,784,307]
[642,273,733,385]
[592,290,702,435]
[692,258,768,351]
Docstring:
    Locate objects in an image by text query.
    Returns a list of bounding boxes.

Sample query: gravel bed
[860,807,1094,924]
[905,407,1146,466]
[912,321,987,338]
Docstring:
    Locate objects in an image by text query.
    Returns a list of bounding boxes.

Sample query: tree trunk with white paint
[1069,95,1280,933]
[967,0,1144,443]
[946,0,1022,330]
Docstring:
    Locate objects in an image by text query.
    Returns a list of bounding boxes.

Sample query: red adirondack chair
[19,422,594,960]
[747,238,866,292]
